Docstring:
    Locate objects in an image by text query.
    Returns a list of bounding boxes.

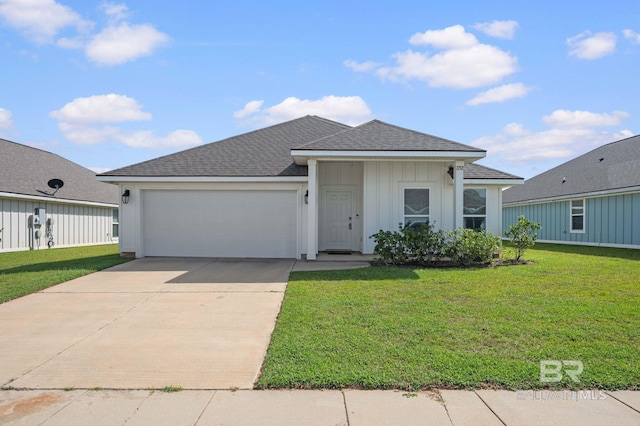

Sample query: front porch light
[447,166,454,180]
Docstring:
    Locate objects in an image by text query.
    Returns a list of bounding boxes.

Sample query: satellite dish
[48,178,64,190]
[47,178,64,196]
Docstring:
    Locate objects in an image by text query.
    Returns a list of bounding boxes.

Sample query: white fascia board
[291,150,485,164]
[97,176,308,183]
[503,185,640,207]
[464,179,524,186]
[0,191,118,208]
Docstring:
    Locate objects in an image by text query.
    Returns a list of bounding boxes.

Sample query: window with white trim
[403,188,429,229]
[570,199,585,232]
[463,188,486,231]
[112,209,119,238]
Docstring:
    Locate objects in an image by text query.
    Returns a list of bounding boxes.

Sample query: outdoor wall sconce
[304,190,309,204]
[122,189,130,204]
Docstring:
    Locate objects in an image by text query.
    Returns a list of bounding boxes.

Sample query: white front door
[321,190,354,251]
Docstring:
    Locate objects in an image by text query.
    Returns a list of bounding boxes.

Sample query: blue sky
[1,1,639,179]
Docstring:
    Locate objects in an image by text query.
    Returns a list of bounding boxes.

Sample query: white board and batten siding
[116,163,505,258]
[362,161,504,254]
[0,196,117,252]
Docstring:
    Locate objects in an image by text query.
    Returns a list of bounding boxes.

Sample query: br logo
[540,360,583,383]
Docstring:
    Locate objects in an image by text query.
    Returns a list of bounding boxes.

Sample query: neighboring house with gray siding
[503,135,640,249]
[99,116,523,259]
[1,138,119,252]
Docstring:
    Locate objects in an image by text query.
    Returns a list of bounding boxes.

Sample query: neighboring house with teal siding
[502,135,640,249]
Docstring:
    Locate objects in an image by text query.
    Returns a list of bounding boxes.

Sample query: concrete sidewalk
[1,388,639,426]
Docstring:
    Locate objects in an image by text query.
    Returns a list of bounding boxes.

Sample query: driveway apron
[0,258,293,390]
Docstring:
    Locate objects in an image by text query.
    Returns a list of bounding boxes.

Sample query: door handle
[348,223,352,230]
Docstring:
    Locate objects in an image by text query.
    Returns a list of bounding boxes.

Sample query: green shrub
[370,224,499,267]
[370,227,410,266]
[403,222,447,266]
[504,215,542,261]
[443,228,501,266]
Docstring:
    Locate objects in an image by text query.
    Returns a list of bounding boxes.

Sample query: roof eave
[503,184,640,206]
[0,191,118,207]
[291,150,486,165]
[97,175,309,183]
[464,178,525,186]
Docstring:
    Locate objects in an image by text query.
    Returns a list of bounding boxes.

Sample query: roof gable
[101,116,350,177]
[503,135,640,204]
[295,119,486,152]
[0,138,118,205]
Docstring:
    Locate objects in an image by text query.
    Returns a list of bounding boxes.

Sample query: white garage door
[142,190,298,258]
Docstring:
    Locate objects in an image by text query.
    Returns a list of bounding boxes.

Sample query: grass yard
[257,244,640,390]
[0,244,130,303]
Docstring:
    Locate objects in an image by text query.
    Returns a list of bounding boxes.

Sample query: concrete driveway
[0,258,294,390]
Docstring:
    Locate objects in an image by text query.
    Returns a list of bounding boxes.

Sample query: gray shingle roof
[1,138,118,205]
[101,116,351,177]
[503,135,640,204]
[295,119,486,152]
[465,163,522,180]
[100,115,514,181]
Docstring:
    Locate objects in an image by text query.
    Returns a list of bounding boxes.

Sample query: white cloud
[88,166,112,174]
[377,44,517,89]
[0,1,168,66]
[114,129,203,149]
[623,29,640,44]
[56,36,85,49]
[85,22,169,65]
[0,107,13,129]
[56,122,119,145]
[567,31,616,59]
[354,25,518,89]
[233,100,264,119]
[466,83,533,106]
[234,95,373,127]
[50,94,152,124]
[100,2,129,24]
[51,94,202,149]
[0,0,92,44]
[542,110,628,128]
[343,59,381,72]
[472,20,519,39]
[409,25,478,49]
[472,109,632,169]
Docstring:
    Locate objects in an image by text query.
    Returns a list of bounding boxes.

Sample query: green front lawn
[257,244,640,390]
[0,245,130,303]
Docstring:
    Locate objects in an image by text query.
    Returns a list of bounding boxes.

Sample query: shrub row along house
[503,135,640,249]
[0,139,119,252]
[98,116,523,259]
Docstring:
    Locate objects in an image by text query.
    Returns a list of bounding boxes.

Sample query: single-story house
[98,116,523,259]
[0,138,119,252]
[503,134,640,249]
